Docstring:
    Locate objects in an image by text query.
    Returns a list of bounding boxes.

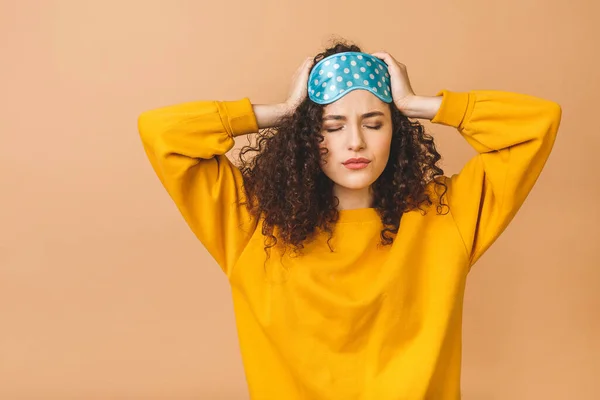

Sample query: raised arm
[138,98,260,276]
[430,90,562,268]
[137,58,313,275]
[370,52,561,268]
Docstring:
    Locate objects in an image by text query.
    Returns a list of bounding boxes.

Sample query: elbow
[137,111,151,139]
[545,100,562,130]
[536,101,562,154]
[539,100,562,143]
[137,110,161,145]
[549,101,562,124]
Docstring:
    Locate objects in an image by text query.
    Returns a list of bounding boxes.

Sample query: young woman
[138,41,561,399]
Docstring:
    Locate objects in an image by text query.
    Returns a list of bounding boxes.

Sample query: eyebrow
[322,111,385,121]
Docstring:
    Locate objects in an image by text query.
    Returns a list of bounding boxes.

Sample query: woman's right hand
[253,57,313,130]
[283,57,314,112]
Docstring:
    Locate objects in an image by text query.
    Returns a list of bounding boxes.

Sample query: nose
[346,124,366,151]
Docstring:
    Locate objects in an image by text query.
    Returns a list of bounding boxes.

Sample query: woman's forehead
[323,90,390,116]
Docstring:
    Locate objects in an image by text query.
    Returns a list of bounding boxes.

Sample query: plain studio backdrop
[1,1,598,399]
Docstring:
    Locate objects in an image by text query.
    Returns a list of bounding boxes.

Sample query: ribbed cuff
[431,90,470,129]
[220,98,259,137]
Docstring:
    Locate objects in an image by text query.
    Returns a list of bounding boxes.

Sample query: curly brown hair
[237,39,448,257]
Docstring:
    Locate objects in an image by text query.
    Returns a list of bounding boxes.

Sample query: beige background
[1,0,599,398]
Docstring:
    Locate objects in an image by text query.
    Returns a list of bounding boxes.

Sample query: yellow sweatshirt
[138,90,561,399]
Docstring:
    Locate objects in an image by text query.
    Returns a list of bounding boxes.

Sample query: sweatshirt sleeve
[431,90,562,268]
[138,98,260,277]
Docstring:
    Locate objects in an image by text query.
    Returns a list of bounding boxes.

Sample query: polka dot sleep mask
[307,51,392,105]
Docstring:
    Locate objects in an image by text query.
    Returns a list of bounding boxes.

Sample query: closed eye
[325,125,382,133]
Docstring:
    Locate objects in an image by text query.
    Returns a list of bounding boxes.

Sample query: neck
[333,185,373,210]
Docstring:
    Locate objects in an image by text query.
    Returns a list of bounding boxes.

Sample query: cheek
[370,133,393,161]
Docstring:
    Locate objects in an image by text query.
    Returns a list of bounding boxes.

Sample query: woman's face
[319,89,393,193]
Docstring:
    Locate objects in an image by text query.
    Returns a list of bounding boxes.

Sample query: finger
[371,52,405,72]
[371,53,398,70]
[296,57,311,72]
[304,57,314,70]
[299,59,312,79]
[295,57,312,79]
[387,53,405,69]
[292,58,310,79]
[370,51,388,57]
[370,52,392,64]
[371,52,404,67]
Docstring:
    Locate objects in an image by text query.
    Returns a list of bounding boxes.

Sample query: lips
[343,157,371,165]
[343,157,371,170]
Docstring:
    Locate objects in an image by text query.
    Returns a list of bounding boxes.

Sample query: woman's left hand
[371,51,442,120]
[370,52,416,111]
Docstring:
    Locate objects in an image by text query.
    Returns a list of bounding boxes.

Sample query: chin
[332,176,376,190]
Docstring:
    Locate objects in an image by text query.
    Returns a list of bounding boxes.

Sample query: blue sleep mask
[307,51,392,105]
